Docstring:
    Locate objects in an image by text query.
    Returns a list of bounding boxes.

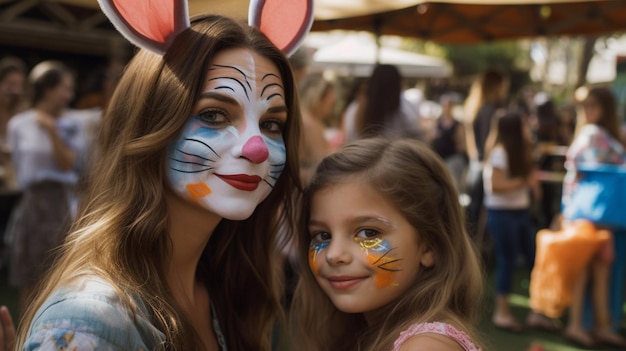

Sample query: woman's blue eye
[260,119,284,134]
[198,109,228,125]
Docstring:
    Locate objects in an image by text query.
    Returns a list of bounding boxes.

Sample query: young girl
[291,137,484,351]
[482,110,540,332]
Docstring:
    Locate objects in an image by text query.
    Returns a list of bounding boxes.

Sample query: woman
[345,64,422,142]
[561,87,626,348]
[464,70,509,243]
[482,111,539,332]
[431,93,467,191]
[7,60,82,316]
[15,14,302,351]
[298,74,337,185]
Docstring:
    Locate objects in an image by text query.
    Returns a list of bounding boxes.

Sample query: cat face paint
[307,181,434,314]
[166,48,287,220]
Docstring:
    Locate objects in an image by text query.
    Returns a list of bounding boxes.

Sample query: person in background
[0,57,26,190]
[0,57,27,270]
[346,64,422,142]
[559,103,577,147]
[483,110,540,332]
[561,87,626,348]
[463,69,509,246]
[339,77,367,144]
[6,60,83,317]
[0,57,26,141]
[287,46,311,90]
[532,93,564,229]
[431,93,467,192]
[291,137,484,351]
[298,74,337,186]
[360,64,422,140]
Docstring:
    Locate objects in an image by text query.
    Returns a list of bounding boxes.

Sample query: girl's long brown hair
[581,87,623,144]
[484,110,534,178]
[290,138,484,351]
[16,15,301,351]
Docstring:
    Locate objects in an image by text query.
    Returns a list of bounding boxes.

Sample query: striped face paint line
[308,241,328,276]
[209,63,253,101]
[356,237,403,288]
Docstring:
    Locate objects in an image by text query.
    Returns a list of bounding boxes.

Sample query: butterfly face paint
[307,181,433,314]
[166,48,287,220]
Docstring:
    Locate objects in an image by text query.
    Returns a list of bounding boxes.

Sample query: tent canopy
[312,0,626,44]
[309,33,452,77]
[0,0,624,56]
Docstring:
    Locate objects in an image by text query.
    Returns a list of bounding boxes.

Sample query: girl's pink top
[393,322,481,351]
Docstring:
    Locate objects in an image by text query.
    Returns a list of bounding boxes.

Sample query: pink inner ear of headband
[249,0,314,56]
[112,0,174,43]
[101,0,312,56]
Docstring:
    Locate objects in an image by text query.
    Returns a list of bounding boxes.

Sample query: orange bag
[529,219,611,318]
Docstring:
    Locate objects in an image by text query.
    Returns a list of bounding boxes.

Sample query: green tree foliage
[441,41,525,77]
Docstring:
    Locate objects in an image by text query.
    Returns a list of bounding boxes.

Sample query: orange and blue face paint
[308,236,402,288]
[309,241,327,275]
[356,237,402,288]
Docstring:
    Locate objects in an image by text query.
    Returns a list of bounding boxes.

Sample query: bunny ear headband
[96,0,314,57]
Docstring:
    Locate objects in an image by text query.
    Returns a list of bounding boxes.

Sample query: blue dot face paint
[165,48,288,220]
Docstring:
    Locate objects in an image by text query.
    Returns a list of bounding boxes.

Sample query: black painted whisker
[169,167,213,174]
[183,138,221,158]
[170,158,210,167]
[176,149,214,162]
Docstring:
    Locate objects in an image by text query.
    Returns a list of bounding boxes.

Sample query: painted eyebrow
[209,64,252,100]
[198,91,239,106]
[207,77,249,101]
[261,73,284,101]
[260,83,284,100]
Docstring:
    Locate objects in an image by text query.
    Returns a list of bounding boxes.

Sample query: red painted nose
[242,135,269,163]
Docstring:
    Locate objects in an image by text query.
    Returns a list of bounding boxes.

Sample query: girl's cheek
[358,238,401,288]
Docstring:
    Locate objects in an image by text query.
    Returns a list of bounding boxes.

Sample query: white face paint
[166,48,288,220]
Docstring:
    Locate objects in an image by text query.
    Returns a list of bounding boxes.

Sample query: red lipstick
[216,174,262,191]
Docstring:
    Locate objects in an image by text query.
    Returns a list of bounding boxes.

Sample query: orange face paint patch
[309,248,320,275]
[186,182,212,200]
[309,241,327,276]
[367,254,400,287]
[357,238,401,288]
